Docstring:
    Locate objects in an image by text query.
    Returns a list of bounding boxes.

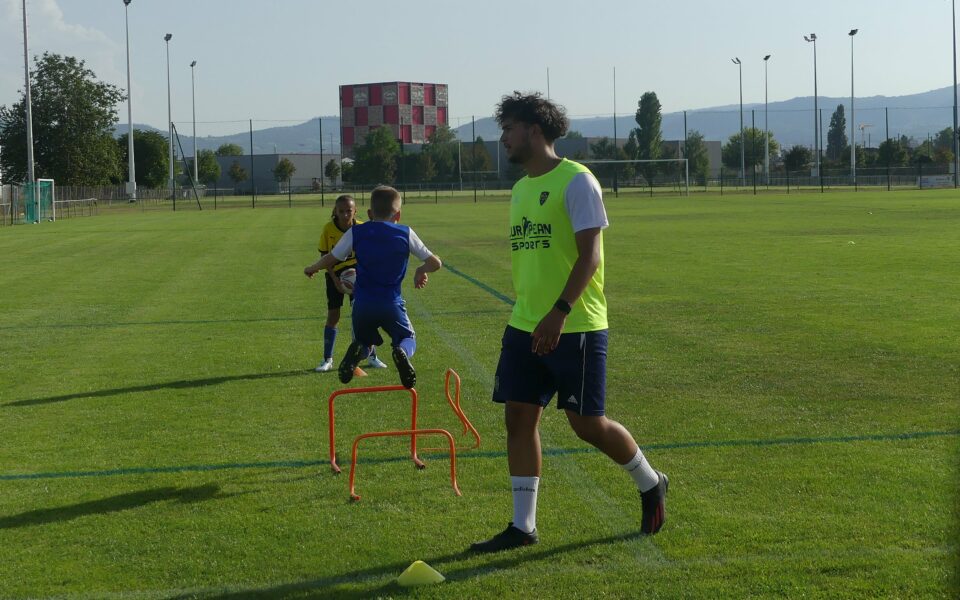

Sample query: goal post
[576,159,689,196]
[22,178,55,223]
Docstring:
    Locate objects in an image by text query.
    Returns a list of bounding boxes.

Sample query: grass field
[0,189,957,599]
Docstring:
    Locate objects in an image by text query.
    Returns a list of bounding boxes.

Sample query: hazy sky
[1,0,958,136]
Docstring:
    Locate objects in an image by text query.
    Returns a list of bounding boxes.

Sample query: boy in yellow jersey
[313,195,386,373]
[470,92,668,553]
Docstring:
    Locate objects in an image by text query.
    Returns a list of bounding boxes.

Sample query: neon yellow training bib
[508,158,607,333]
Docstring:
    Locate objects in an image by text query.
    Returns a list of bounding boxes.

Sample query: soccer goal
[22,178,55,223]
[577,159,689,196]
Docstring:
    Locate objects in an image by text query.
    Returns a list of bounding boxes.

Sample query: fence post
[720,167,724,196]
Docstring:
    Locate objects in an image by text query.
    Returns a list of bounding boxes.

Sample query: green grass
[0,189,957,599]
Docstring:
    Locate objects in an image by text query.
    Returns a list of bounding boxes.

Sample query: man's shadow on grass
[189,530,648,599]
[4,370,313,408]
[0,483,225,529]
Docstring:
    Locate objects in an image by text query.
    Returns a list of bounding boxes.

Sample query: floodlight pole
[123,0,136,202]
[164,33,173,197]
[21,0,35,189]
[763,55,771,185]
[190,60,197,184]
[805,34,820,177]
[953,0,959,187]
[732,58,744,184]
[849,29,858,186]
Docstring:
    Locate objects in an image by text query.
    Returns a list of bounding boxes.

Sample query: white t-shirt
[565,172,609,232]
[330,226,433,262]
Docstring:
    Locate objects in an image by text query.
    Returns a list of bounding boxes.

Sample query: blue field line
[0,315,321,331]
[445,264,514,306]
[1,429,956,483]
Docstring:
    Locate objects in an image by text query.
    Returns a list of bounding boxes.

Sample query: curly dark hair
[495,92,569,142]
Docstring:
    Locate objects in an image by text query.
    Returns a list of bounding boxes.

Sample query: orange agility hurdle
[328,385,423,474]
[444,368,481,450]
[420,369,481,452]
[349,429,461,501]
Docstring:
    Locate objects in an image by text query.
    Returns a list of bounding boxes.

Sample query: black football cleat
[338,341,366,384]
[469,523,539,553]
[640,471,669,535]
[392,346,416,389]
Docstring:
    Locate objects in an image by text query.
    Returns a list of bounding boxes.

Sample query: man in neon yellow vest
[470,92,669,553]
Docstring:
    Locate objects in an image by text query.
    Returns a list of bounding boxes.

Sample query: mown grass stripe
[2,429,955,482]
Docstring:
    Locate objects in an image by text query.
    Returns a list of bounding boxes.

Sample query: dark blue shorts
[351,299,415,348]
[492,325,608,416]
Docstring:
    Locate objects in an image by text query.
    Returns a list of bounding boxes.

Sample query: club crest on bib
[539,191,550,205]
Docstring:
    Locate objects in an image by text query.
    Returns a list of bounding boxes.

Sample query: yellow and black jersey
[318,218,362,273]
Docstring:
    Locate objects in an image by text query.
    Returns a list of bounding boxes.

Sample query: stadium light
[763,55,771,184]
[849,29,858,186]
[21,0,36,190]
[190,60,197,184]
[123,0,136,202]
[732,58,745,183]
[804,34,820,177]
[164,33,173,196]
[953,0,959,187]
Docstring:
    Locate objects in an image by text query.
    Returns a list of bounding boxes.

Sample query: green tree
[783,145,813,172]
[417,153,437,182]
[0,53,124,184]
[421,125,458,182]
[933,127,954,151]
[116,129,169,188]
[352,126,399,183]
[216,143,244,157]
[877,138,908,166]
[721,128,780,171]
[589,137,628,182]
[340,160,354,182]
[196,149,220,186]
[463,137,493,175]
[228,160,248,188]
[273,157,296,183]
[683,130,711,182]
[324,158,340,185]
[565,130,584,139]
[826,104,847,162]
[634,91,663,181]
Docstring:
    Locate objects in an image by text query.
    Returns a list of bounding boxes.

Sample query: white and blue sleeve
[407,228,433,261]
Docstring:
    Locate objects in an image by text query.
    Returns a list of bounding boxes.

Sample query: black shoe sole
[392,347,416,389]
[641,471,669,535]
[338,341,365,384]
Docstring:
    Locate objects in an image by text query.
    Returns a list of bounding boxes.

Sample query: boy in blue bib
[304,186,441,388]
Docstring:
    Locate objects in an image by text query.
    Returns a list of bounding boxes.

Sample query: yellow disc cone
[397,560,445,586]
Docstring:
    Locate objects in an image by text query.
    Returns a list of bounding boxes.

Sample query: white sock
[511,476,539,533]
[621,447,659,492]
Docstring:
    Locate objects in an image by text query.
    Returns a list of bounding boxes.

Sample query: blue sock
[323,326,337,360]
[398,337,416,358]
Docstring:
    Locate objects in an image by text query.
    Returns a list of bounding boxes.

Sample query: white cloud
[0,0,125,108]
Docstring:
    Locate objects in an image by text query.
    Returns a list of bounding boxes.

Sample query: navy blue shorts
[492,325,608,416]
[351,299,415,349]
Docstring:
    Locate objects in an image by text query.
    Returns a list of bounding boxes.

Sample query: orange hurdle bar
[444,369,481,450]
[328,385,423,474]
[420,369,482,452]
[349,429,461,501]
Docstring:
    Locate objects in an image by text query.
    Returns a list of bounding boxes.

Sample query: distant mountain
[113,117,341,154]
[456,85,960,149]
[116,85,960,154]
